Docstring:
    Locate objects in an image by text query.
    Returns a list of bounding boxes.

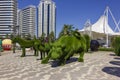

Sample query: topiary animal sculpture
[12,36,36,57]
[33,37,41,56]
[38,43,46,59]
[38,38,52,59]
[41,31,86,66]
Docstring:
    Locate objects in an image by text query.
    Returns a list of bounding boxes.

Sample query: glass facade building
[0,0,17,37]
[18,5,36,37]
[38,0,56,37]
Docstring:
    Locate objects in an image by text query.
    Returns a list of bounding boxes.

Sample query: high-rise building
[18,5,36,37]
[38,0,56,37]
[0,0,17,37]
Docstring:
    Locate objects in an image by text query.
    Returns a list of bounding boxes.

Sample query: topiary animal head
[73,31,81,39]
[50,47,62,60]
[12,36,19,43]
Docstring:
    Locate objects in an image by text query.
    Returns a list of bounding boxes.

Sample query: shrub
[83,34,90,52]
[112,37,120,56]
[98,47,114,51]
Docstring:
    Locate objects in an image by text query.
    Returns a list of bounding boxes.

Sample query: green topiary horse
[41,31,86,66]
[12,36,37,57]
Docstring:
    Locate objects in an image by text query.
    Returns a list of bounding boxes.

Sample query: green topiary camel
[41,31,86,66]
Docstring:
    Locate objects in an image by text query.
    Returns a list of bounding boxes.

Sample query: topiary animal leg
[21,47,26,57]
[78,51,84,62]
[46,52,49,57]
[43,52,45,58]
[13,43,16,53]
[36,50,39,56]
[58,58,65,66]
[34,49,36,56]
[34,47,39,56]
[40,51,43,60]
[41,52,51,64]
[59,52,71,66]
[61,51,73,66]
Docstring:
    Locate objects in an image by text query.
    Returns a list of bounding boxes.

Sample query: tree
[22,33,26,38]
[0,36,3,40]
[38,33,46,59]
[83,34,90,52]
[49,31,55,42]
[5,34,9,39]
[25,33,32,40]
[40,33,46,42]
[58,24,74,38]
[112,36,120,56]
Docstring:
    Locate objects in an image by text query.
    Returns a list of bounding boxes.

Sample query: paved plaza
[0,50,120,80]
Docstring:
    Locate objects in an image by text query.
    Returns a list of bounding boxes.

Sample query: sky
[18,0,120,37]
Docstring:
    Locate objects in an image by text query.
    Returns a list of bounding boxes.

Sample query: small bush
[83,34,90,52]
[98,47,114,51]
[112,37,120,56]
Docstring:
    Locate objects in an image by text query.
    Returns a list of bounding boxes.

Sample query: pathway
[0,51,120,80]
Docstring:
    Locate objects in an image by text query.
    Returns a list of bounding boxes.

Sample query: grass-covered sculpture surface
[12,33,53,58]
[33,37,41,56]
[12,24,87,66]
[38,33,54,59]
[38,40,51,59]
[41,31,86,66]
[12,36,37,57]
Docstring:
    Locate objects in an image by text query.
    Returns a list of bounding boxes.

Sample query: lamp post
[8,25,12,38]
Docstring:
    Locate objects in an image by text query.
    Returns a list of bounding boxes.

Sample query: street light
[8,25,12,38]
